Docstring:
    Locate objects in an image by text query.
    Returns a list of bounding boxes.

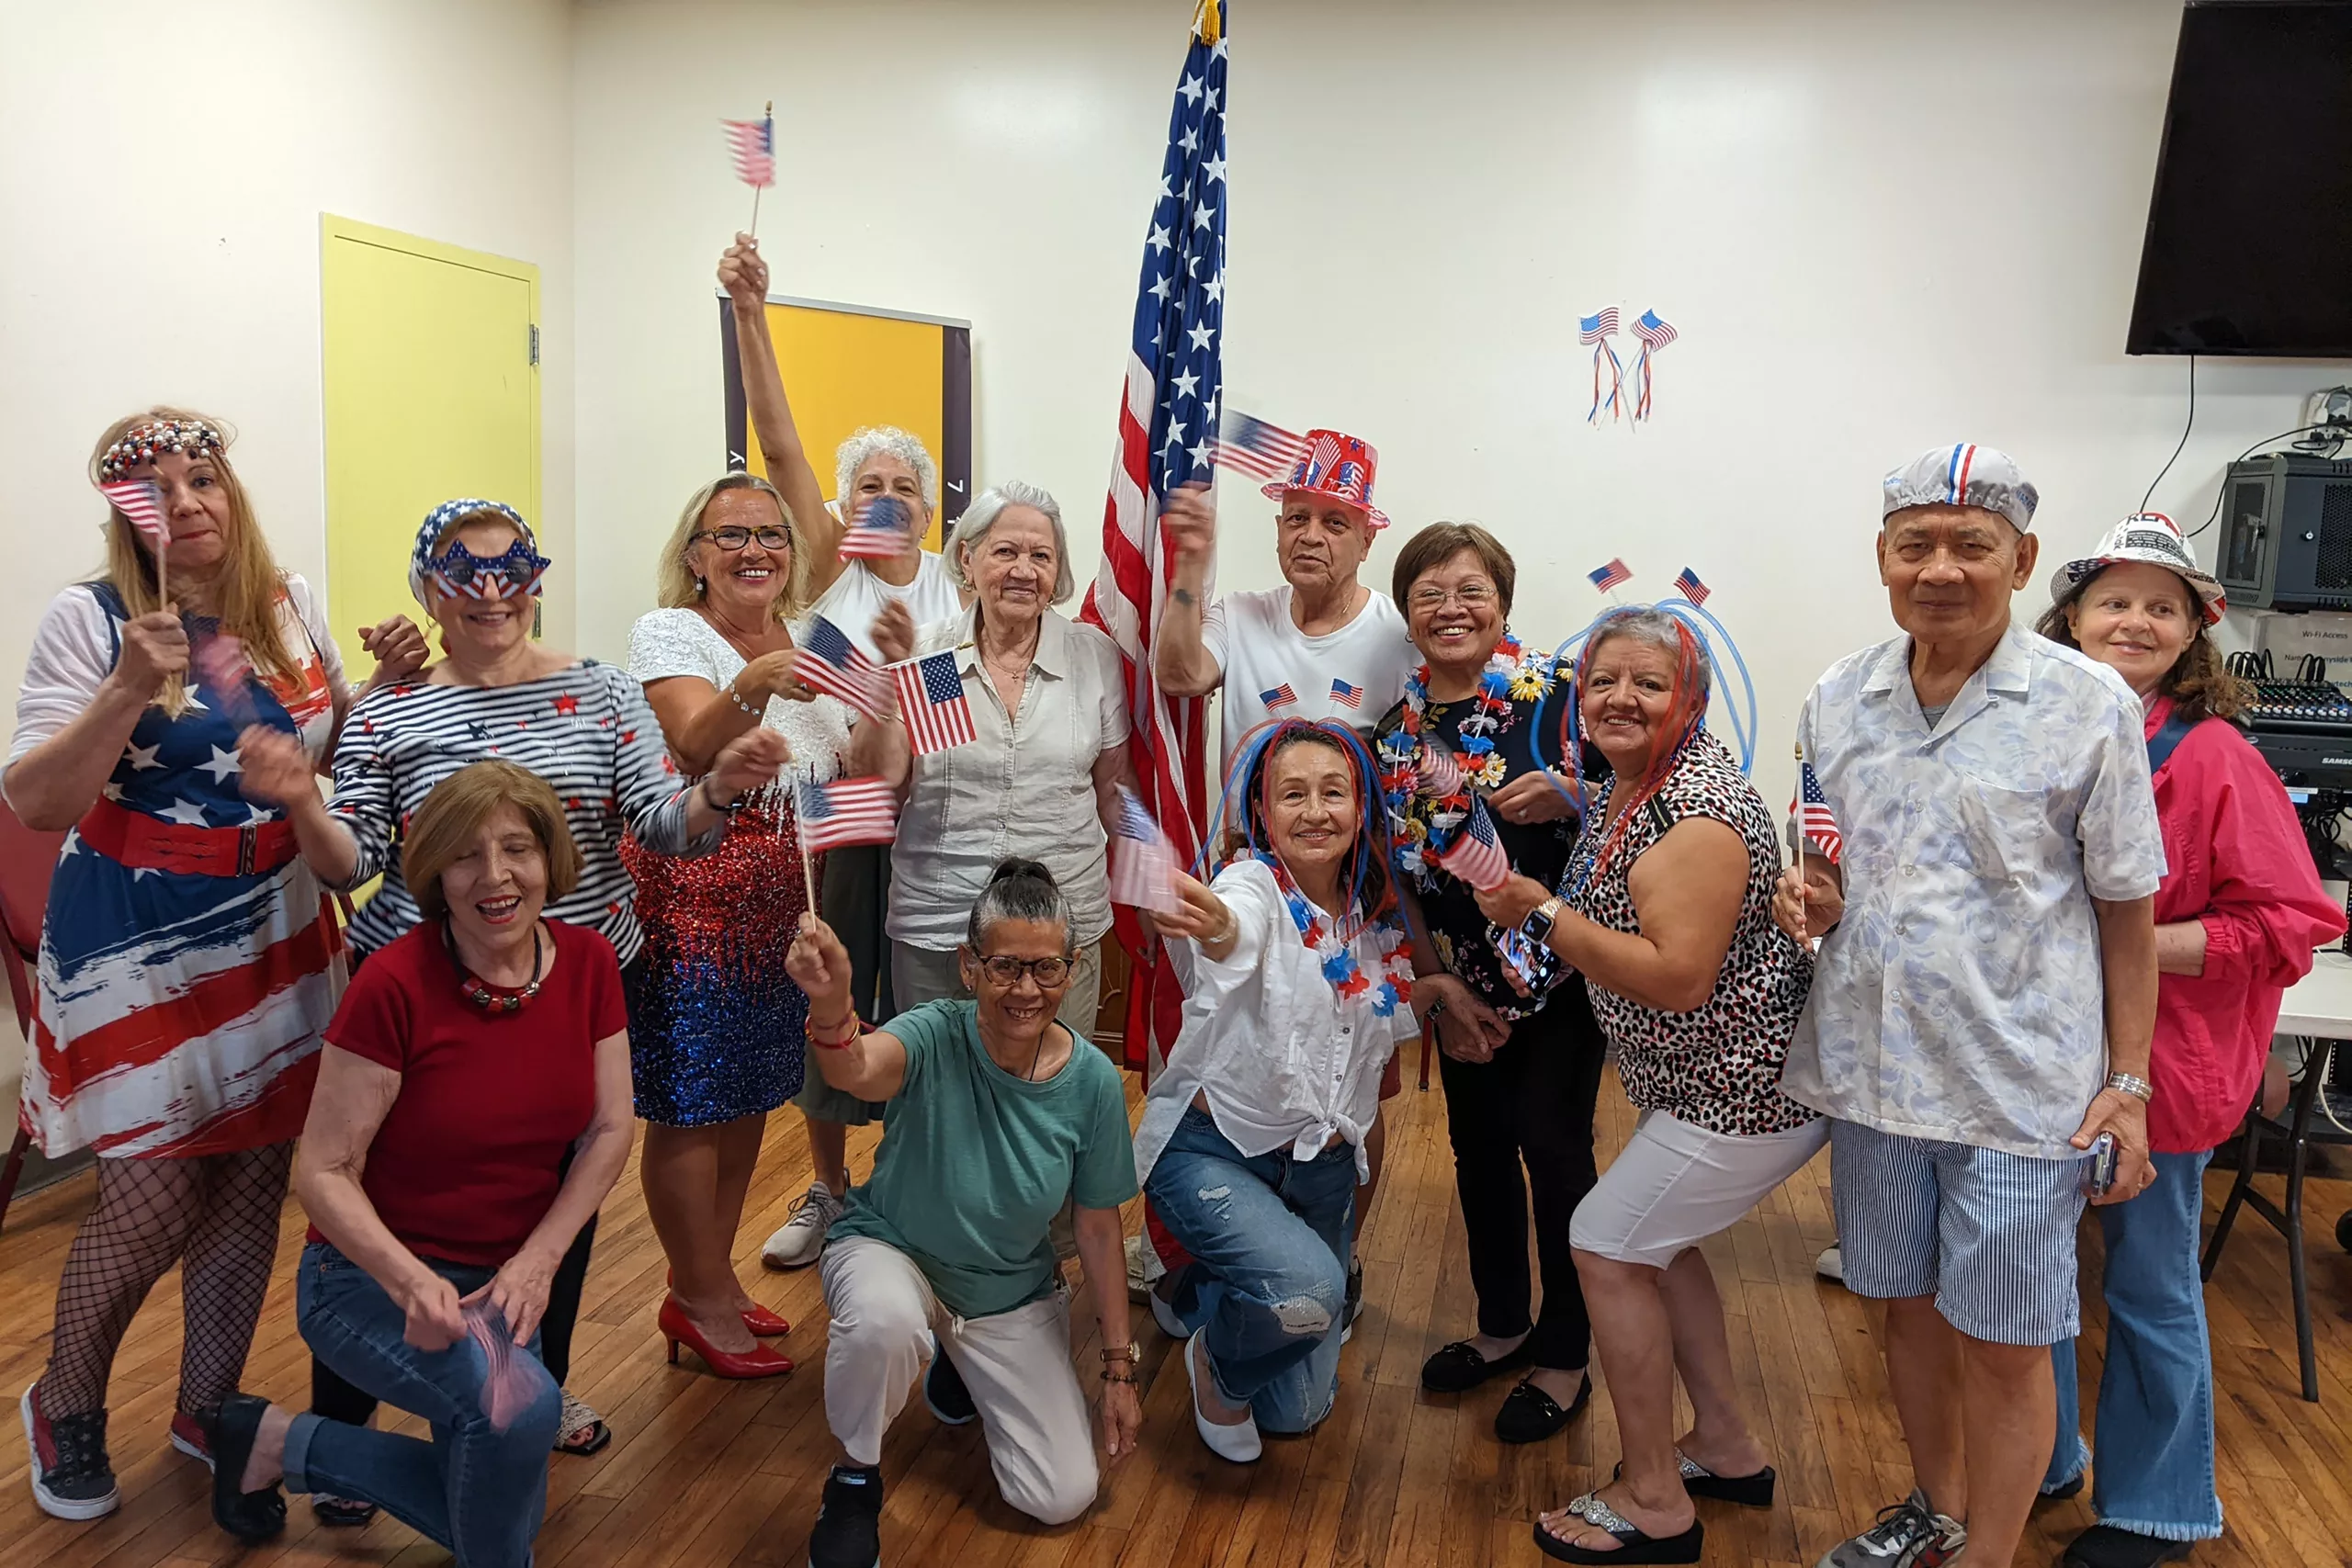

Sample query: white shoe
[1815,1245,1845,1284]
[1149,1280,1190,1340]
[1125,1231,1166,1299]
[1184,1331,1261,1463]
[763,1180,844,1270]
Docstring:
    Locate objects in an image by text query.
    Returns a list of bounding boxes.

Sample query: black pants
[818,841,898,1023]
[1434,976,1607,1371]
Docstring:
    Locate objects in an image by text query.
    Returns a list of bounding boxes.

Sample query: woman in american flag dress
[5,410,425,1525]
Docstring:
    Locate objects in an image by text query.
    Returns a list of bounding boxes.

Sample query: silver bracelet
[724,682,761,717]
[2106,1070,2154,1103]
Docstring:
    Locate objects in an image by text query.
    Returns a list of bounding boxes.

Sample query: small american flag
[797,776,899,852]
[1432,800,1510,892]
[797,616,886,717]
[890,649,974,757]
[1794,761,1843,863]
[1211,411,1314,483]
[1634,310,1678,351]
[1329,678,1364,711]
[1106,787,1181,913]
[1588,558,1633,592]
[1672,567,1711,606]
[1577,309,1620,344]
[1419,747,1464,798]
[100,479,169,554]
[1261,682,1297,713]
[722,114,775,187]
[839,495,911,560]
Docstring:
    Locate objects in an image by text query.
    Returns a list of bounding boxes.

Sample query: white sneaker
[1125,1231,1166,1298]
[1184,1332,1261,1463]
[762,1181,843,1270]
[1815,1245,1846,1284]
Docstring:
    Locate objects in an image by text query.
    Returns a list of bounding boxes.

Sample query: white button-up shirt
[1136,860,1420,1185]
[886,607,1129,951]
[1781,620,2165,1157]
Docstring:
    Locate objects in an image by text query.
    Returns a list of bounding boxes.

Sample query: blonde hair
[401,761,583,921]
[654,474,806,623]
[89,406,298,716]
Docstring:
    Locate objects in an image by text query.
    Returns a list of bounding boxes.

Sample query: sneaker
[1341,1257,1363,1344]
[169,1410,213,1470]
[923,1341,976,1426]
[1125,1230,1166,1299]
[763,1181,844,1271]
[1815,1245,1846,1284]
[809,1463,884,1568]
[21,1382,119,1521]
[1816,1490,1965,1568]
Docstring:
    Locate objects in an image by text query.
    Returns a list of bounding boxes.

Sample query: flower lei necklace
[1376,630,1525,876]
[1256,852,1414,1019]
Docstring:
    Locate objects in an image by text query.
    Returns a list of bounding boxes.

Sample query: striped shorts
[1828,1120,2088,1346]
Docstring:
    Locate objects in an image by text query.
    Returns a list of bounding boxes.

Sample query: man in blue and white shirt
[1775,445,2163,1568]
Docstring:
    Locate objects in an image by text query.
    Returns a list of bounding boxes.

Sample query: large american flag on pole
[1078,0,1227,1075]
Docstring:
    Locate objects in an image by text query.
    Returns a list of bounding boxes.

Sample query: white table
[2277,948,2352,1040]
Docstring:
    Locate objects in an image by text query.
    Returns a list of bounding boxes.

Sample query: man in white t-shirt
[1148,426,1417,1322]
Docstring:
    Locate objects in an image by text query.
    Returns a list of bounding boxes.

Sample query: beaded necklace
[1256,853,1414,1019]
[1376,630,1524,876]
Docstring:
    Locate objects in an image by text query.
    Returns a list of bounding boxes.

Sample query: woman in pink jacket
[2033,513,2345,1568]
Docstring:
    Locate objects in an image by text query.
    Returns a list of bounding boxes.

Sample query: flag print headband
[410,499,549,604]
[97,418,225,482]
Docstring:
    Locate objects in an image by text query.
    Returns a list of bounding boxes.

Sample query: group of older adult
[10,318,2337,1568]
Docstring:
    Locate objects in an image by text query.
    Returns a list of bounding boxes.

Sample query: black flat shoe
[1496,1372,1590,1444]
[1419,1337,1534,1394]
[311,1494,379,1528]
[2061,1526,2194,1568]
[202,1394,288,1543]
[1675,1450,1774,1508]
[2041,1472,2086,1503]
[1534,1492,1702,1564]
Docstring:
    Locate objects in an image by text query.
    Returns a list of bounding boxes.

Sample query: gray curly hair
[834,426,939,513]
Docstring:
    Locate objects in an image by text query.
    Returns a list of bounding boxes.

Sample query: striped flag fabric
[1077,1,1229,1074]
[1329,678,1364,711]
[722,114,775,187]
[1634,309,1678,350]
[1106,788,1181,914]
[839,495,911,560]
[1211,411,1313,483]
[1794,761,1843,863]
[1588,558,1633,592]
[99,479,169,554]
[1672,567,1711,606]
[889,649,975,757]
[1577,309,1620,344]
[1431,800,1510,892]
[1418,746,1464,798]
[796,776,899,852]
[797,616,886,718]
[1261,683,1297,713]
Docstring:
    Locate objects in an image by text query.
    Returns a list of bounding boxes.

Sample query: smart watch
[1521,896,1566,948]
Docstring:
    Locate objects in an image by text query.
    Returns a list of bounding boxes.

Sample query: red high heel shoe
[666,1269,790,1337]
[658,1297,794,1379]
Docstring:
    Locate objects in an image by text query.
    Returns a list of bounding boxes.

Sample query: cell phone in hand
[2082,1131,2120,1196]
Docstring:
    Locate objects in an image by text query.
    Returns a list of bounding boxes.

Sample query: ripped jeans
[1146,1106,1353,1433]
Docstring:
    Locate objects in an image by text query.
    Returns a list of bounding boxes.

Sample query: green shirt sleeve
[1069,1048,1141,1212]
[884,998,963,1099]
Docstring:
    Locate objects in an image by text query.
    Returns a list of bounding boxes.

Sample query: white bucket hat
[1883,443,2039,534]
[2048,512,2226,626]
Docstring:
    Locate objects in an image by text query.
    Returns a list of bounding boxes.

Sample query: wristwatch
[1521,896,1566,947]
[2106,1071,2154,1103]
[699,778,747,816]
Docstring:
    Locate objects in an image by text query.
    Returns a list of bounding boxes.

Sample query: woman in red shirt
[193,760,636,1565]
[2034,514,2346,1568]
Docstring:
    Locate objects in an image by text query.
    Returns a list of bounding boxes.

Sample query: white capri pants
[1570,1110,1828,1269]
[819,1235,1099,1525]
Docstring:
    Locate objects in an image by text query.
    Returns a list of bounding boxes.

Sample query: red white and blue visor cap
[1882,443,2039,535]
[1262,429,1390,533]
[2049,512,2226,626]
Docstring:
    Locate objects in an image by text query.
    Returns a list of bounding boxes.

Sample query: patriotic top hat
[1261,429,1390,533]
[2049,512,2227,626]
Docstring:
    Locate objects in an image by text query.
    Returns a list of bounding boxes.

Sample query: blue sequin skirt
[621,796,812,1128]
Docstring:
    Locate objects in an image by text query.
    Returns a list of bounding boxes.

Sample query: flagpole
[749,101,771,239]
[1789,737,1807,941]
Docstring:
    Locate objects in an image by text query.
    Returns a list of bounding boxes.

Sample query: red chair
[0,798,66,1233]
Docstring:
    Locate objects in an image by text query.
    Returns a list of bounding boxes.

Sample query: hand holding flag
[100,479,169,598]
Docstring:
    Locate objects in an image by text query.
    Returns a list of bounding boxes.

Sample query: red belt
[78,795,300,879]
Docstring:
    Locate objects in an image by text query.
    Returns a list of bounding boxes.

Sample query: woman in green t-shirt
[783,859,1140,1568]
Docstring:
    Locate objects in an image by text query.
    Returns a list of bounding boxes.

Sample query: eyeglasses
[1407,583,1498,612]
[974,954,1073,987]
[696,525,792,552]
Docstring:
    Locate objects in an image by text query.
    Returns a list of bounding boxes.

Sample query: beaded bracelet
[1100,1370,1138,1385]
[725,682,762,716]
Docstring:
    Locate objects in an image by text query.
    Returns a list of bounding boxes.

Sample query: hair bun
[987,856,1057,890]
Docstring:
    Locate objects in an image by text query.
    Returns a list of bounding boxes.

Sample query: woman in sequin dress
[624,473,886,1377]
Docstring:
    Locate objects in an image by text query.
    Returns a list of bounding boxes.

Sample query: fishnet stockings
[39,1143,295,1420]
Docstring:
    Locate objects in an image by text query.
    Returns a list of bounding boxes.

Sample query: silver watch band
[2106,1070,2154,1102]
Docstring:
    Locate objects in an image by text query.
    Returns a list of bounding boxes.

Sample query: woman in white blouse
[872,482,1135,1034]
[1136,720,1417,1462]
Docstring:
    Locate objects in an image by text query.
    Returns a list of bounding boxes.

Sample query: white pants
[819,1235,1099,1525]
[1570,1110,1829,1269]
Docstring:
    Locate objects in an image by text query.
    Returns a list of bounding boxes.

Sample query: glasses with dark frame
[695,525,792,552]
[973,953,1073,988]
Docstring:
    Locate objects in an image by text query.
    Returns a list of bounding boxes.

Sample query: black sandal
[1674,1450,1774,1508]
[312,1494,379,1528]
[202,1394,288,1543]
[1533,1492,1702,1565]
[1419,1337,1534,1394]
[1496,1372,1590,1444]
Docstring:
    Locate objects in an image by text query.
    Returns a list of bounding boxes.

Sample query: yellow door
[321,216,541,676]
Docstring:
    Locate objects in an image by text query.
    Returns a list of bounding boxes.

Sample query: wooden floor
[6,1065,2352,1568]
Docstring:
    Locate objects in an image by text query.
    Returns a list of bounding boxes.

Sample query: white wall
[571,0,2342,739]
[0,0,576,1096]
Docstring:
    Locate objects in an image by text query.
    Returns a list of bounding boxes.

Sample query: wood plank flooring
[5,1063,2349,1567]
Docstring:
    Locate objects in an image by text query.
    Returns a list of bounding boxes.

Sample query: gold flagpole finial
[1193,0,1221,46]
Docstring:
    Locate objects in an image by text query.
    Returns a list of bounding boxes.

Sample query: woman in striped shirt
[240,499,785,1495]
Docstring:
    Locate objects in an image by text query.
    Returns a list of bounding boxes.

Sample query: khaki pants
[819,1236,1098,1524]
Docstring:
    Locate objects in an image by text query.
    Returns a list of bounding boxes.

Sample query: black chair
[2200,1034,2352,1403]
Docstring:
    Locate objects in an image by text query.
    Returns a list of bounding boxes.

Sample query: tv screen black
[2127,1,2352,357]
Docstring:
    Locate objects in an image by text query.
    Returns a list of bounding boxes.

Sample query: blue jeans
[285,1243,564,1567]
[1145,1107,1354,1433]
[2041,1149,2224,1542]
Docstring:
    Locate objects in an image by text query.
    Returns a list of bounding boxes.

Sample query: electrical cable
[2141,353,2195,516]
[2187,424,2329,538]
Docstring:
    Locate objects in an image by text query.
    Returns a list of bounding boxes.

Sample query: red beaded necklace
[444,919,546,1014]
